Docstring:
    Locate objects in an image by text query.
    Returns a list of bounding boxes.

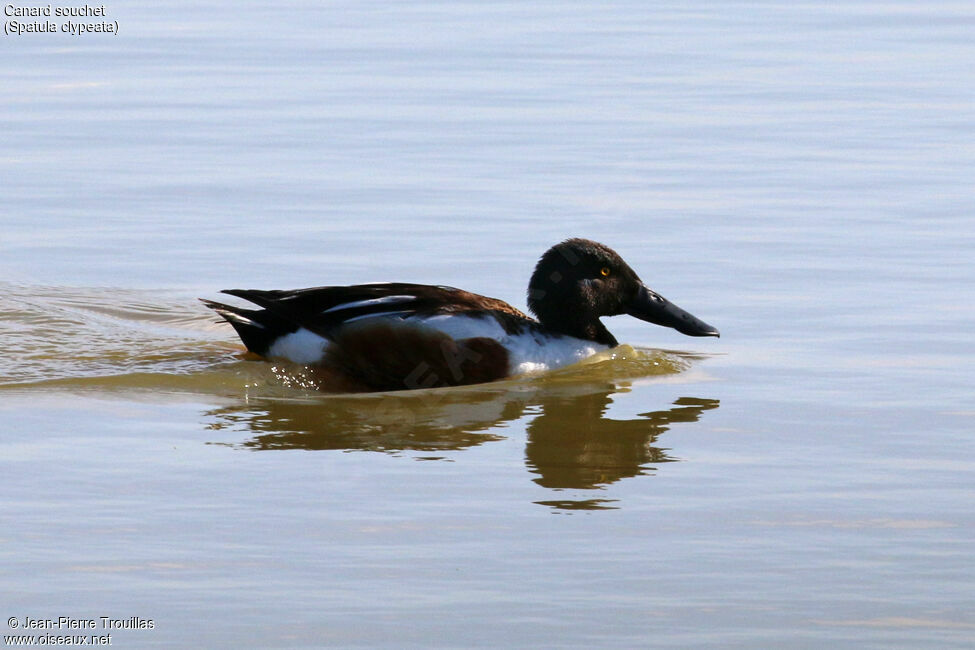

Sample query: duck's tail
[200,298,296,357]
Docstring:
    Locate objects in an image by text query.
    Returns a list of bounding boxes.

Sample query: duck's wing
[220,283,532,338]
[204,283,531,391]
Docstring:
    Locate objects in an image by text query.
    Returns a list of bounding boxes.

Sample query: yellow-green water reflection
[206,379,719,509]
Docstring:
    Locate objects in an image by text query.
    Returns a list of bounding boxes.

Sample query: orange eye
[600,267,611,277]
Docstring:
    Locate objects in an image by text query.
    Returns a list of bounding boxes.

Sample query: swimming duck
[203,238,718,391]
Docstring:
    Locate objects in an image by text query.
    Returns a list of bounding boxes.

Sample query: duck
[202,238,719,392]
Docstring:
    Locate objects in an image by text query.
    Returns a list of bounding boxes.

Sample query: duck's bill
[626,284,720,337]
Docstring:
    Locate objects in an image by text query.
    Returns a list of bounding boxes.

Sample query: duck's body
[204,239,718,392]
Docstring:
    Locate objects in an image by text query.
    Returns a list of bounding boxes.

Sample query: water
[2,1,974,647]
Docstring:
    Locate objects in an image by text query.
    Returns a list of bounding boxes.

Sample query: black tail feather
[200,298,296,357]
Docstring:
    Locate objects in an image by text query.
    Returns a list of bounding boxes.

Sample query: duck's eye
[600,267,611,277]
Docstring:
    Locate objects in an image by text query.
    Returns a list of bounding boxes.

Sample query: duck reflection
[207,386,525,454]
[206,376,719,503]
[525,392,718,489]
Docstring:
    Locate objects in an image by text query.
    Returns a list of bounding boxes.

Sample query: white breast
[418,314,607,376]
[504,332,606,375]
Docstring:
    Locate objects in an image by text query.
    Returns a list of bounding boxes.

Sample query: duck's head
[527,238,720,346]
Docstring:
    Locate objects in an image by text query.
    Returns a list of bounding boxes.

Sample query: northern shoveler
[203,238,719,391]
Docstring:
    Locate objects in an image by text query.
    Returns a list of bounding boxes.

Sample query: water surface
[2,1,974,647]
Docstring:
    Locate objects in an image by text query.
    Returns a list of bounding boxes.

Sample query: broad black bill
[626,284,720,337]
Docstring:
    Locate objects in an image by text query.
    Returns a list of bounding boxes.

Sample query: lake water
[2,1,974,647]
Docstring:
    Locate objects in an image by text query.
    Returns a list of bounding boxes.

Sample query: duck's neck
[527,276,619,347]
[538,314,618,347]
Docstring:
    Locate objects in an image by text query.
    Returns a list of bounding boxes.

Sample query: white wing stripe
[341,310,413,324]
[322,295,417,314]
